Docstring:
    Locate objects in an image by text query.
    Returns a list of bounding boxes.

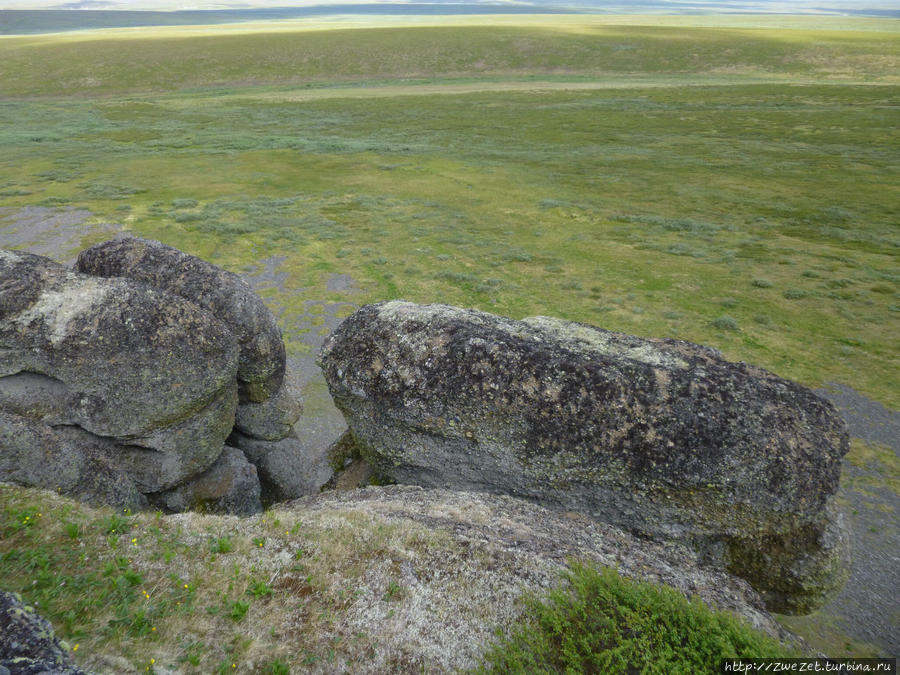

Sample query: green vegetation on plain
[0,19,896,406]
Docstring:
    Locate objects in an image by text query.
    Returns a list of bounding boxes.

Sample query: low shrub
[477,561,794,674]
[712,315,740,331]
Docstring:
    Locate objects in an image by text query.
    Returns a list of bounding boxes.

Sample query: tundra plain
[1,16,897,408]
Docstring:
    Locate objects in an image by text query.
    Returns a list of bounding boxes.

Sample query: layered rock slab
[0,249,239,492]
[319,301,851,613]
[0,410,147,511]
[76,236,285,403]
[285,485,800,669]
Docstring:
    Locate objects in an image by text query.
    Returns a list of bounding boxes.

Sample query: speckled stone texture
[0,590,92,674]
[286,484,803,663]
[77,236,285,403]
[0,244,312,515]
[0,248,239,493]
[319,301,851,613]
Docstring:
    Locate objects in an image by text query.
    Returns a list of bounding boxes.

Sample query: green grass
[0,21,896,98]
[0,485,801,672]
[1,54,896,405]
[0,485,389,671]
[476,561,796,673]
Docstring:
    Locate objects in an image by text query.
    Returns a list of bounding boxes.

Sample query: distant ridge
[2,3,898,35]
[0,6,581,34]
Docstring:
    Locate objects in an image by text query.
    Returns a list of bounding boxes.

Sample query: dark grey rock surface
[0,411,147,511]
[320,301,851,614]
[149,446,262,516]
[0,248,239,492]
[0,590,93,674]
[77,236,285,403]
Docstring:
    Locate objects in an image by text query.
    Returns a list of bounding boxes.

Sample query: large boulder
[319,301,851,613]
[76,236,285,403]
[0,249,239,492]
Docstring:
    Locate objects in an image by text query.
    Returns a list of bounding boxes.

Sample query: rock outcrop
[0,589,92,674]
[1,242,307,514]
[76,236,285,403]
[319,301,851,613]
[286,485,801,668]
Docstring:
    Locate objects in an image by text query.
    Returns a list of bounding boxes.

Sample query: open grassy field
[1,16,897,408]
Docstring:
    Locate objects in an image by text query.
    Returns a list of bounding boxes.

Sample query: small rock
[149,446,262,515]
[0,589,93,674]
[234,378,302,441]
[229,430,331,503]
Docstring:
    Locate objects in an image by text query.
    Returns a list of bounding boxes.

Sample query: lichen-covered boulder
[149,446,262,516]
[76,236,285,402]
[319,301,851,613]
[0,249,239,492]
[234,378,302,441]
[0,589,92,674]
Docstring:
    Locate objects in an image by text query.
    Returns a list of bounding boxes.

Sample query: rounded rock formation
[76,236,285,402]
[319,300,851,613]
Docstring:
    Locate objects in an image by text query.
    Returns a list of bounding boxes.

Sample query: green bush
[476,561,794,674]
[711,315,739,331]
